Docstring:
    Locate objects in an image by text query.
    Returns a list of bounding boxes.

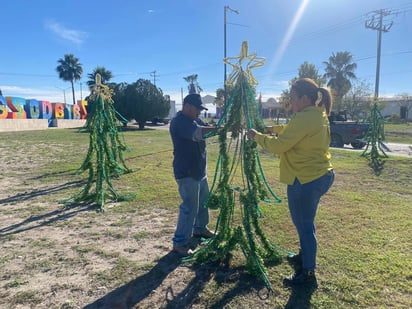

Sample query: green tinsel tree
[184,42,285,291]
[63,74,135,211]
[361,101,388,175]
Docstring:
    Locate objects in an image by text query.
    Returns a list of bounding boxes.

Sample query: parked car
[329,111,369,149]
[151,117,170,125]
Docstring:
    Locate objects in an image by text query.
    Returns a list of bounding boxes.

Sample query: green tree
[298,61,326,86]
[87,66,113,87]
[123,79,170,129]
[278,61,325,115]
[214,84,234,108]
[342,79,373,120]
[323,51,357,110]
[183,74,203,94]
[111,82,130,125]
[56,54,83,105]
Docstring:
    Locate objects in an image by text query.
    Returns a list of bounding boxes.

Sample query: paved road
[377,142,411,157]
[146,123,411,157]
[339,142,411,157]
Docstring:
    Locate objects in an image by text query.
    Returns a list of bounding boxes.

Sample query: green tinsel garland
[361,101,388,175]
[61,74,135,211]
[184,71,283,291]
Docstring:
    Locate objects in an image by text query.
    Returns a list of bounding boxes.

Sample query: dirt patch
[0,141,184,308]
[0,141,273,309]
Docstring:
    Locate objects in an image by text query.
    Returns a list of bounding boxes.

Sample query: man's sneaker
[283,270,317,287]
[286,252,302,266]
[193,229,215,239]
[172,245,194,257]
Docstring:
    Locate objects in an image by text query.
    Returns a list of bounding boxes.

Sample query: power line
[150,70,157,86]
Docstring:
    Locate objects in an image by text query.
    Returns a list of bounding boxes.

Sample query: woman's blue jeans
[287,170,335,271]
[173,177,210,246]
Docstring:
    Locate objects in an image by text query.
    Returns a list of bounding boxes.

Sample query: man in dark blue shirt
[169,94,216,256]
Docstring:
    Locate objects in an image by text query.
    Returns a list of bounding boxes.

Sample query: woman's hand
[246,129,257,140]
[264,126,273,134]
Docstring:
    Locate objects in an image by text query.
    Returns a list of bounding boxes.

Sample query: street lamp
[55,86,71,104]
[79,82,83,101]
[224,5,239,106]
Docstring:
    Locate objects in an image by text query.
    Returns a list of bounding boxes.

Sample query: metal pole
[223,6,239,107]
[224,6,227,107]
[374,12,383,100]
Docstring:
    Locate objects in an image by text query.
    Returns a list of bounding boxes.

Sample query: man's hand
[246,129,258,140]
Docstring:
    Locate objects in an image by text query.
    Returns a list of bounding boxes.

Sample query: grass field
[0,126,410,308]
[383,123,412,144]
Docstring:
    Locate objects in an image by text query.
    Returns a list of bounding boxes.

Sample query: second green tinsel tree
[63,74,135,211]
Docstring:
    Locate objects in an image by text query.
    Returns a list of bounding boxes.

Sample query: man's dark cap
[183,94,208,110]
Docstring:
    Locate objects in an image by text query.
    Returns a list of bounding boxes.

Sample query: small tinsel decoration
[62,74,135,211]
[361,101,388,175]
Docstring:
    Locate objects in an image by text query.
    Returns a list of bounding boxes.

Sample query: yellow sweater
[255,106,333,185]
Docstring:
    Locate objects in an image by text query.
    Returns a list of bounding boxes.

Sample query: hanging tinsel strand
[183,42,285,291]
[361,101,388,175]
[61,74,135,211]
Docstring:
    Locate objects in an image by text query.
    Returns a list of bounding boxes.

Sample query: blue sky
[1,0,411,109]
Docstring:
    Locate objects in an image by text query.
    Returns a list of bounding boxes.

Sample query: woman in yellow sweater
[246,78,335,287]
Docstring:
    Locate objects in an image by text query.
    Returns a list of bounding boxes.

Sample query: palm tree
[183,74,203,94]
[56,54,83,105]
[323,51,357,110]
[87,66,113,87]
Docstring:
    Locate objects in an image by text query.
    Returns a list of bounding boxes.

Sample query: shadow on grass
[0,202,97,237]
[173,264,273,309]
[0,181,98,238]
[283,256,318,309]
[83,251,182,308]
[84,253,278,309]
[284,283,318,309]
[0,180,83,204]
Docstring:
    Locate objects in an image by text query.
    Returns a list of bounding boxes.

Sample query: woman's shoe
[283,270,317,287]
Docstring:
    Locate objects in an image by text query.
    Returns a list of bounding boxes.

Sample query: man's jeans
[173,177,210,246]
[287,170,335,271]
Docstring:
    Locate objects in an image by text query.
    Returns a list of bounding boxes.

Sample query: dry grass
[0,127,411,308]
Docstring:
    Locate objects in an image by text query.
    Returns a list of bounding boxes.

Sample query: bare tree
[343,79,373,120]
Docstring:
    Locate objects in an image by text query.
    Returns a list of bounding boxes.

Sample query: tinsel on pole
[62,74,135,211]
[184,42,286,291]
[361,100,388,175]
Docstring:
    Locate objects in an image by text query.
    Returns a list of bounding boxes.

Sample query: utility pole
[365,9,394,100]
[150,70,157,86]
[181,87,184,103]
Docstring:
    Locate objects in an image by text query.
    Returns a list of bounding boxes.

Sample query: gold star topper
[224,41,265,88]
[90,73,113,102]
